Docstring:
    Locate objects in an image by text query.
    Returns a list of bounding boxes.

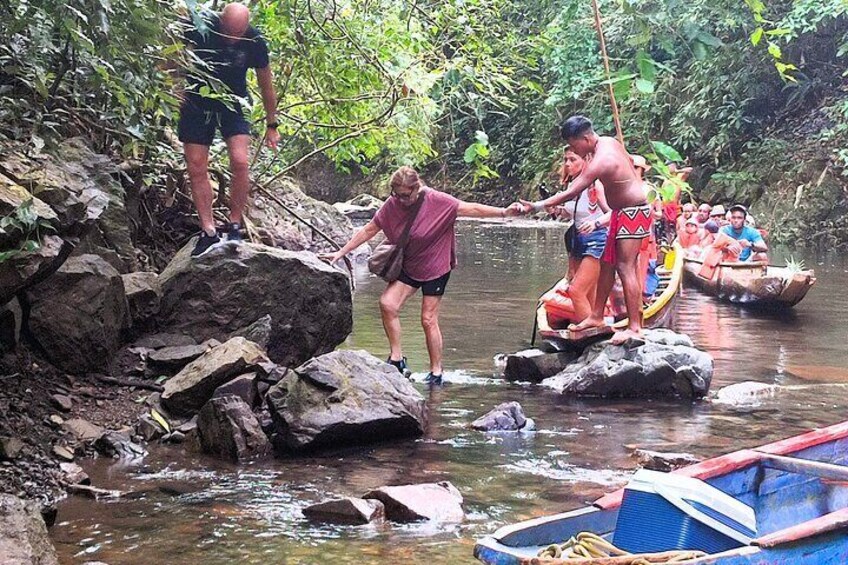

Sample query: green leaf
[751,27,764,46]
[474,130,489,145]
[767,42,782,59]
[650,140,684,162]
[635,78,655,94]
[635,50,656,82]
[695,31,723,48]
[463,144,478,163]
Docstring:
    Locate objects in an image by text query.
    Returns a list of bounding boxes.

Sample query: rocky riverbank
[0,139,371,534]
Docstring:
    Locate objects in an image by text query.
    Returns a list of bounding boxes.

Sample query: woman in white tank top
[551,147,611,321]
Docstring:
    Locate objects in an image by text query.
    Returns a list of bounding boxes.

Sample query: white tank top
[571,184,603,226]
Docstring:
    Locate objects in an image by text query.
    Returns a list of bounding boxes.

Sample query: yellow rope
[537,532,706,564]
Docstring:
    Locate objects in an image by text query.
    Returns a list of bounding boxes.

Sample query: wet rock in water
[303,497,385,525]
[266,350,426,452]
[157,241,352,367]
[93,431,147,459]
[161,337,269,416]
[542,329,712,399]
[229,315,273,351]
[0,494,59,565]
[133,333,196,349]
[62,418,105,442]
[147,344,211,371]
[121,271,162,323]
[212,373,258,408]
[632,449,700,472]
[196,396,271,463]
[711,381,778,405]
[59,462,90,486]
[0,437,24,461]
[502,349,578,383]
[363,482,464,523]
[26,254,128,374]
[471,402,535,432]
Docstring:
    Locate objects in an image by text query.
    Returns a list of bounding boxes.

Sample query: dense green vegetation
[1,0,846,247]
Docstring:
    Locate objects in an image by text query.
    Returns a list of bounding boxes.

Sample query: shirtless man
[520,115,652,344]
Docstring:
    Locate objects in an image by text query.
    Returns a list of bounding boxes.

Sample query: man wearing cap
[710,204,729,227]
[721,204,768,262]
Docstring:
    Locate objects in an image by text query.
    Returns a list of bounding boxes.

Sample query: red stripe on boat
[594,420,848,510]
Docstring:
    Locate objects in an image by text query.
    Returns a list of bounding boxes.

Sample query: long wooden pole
[590,0,624,145]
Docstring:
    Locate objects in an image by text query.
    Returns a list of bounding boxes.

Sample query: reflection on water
[52,220,848,564]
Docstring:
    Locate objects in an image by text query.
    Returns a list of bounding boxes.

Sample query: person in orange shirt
[676,203,696,234]
[678,218,701,249]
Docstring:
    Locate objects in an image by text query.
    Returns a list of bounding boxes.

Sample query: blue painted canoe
[475,421,848,564]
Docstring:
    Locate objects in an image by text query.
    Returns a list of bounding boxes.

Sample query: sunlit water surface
[52,220,848,564]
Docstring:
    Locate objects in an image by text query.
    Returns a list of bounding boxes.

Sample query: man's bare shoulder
[596,136,624,151]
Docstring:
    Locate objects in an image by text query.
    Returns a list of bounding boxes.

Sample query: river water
[51,220,848,564]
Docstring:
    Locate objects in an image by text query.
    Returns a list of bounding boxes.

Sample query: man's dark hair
[560,115,594,140]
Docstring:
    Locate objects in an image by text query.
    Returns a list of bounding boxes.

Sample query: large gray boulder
[26,254,128,374]
[0,494,59,565]
[161,337,269,415]
[196,396,271,463]
[363,482,464,523]
[158,242,352,367]
[541,329,713,399]
[266,350,426,452]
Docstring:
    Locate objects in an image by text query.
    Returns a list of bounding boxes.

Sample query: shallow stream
[51,220,848,564]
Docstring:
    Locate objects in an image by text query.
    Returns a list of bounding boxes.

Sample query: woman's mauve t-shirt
[372,188,461,282]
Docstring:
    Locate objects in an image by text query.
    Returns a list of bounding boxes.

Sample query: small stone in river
[50,394,73,412]
[0,437,24,460]
[137,414,167,442]
[303,497,385,525]
[470,402,533,432]
[52,445,75,461]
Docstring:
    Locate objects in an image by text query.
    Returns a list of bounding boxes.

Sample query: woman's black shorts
[398,270,451,296]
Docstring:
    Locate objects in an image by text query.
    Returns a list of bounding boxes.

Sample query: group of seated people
[674,202,769,263]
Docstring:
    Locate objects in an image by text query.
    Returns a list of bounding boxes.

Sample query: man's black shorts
[398,270,451,296]
[178,99,251,145]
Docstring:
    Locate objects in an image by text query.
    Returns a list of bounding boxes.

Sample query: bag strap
[396,189,427,249]
[570,185,580,248]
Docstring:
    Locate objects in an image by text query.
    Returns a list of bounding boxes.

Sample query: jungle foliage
[1,0,846,246]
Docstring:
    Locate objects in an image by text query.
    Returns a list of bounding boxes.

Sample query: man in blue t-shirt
[721,204,768,262]
[178,3,280,257]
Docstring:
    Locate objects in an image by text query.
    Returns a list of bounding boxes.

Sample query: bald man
[179,3,279,257]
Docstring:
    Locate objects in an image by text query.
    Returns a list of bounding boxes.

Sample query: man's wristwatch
[267,121,279,129]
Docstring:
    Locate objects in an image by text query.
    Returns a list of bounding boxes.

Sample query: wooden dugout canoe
[474,420,848,565]
[682,258,816,309]
[535,243,684,349]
